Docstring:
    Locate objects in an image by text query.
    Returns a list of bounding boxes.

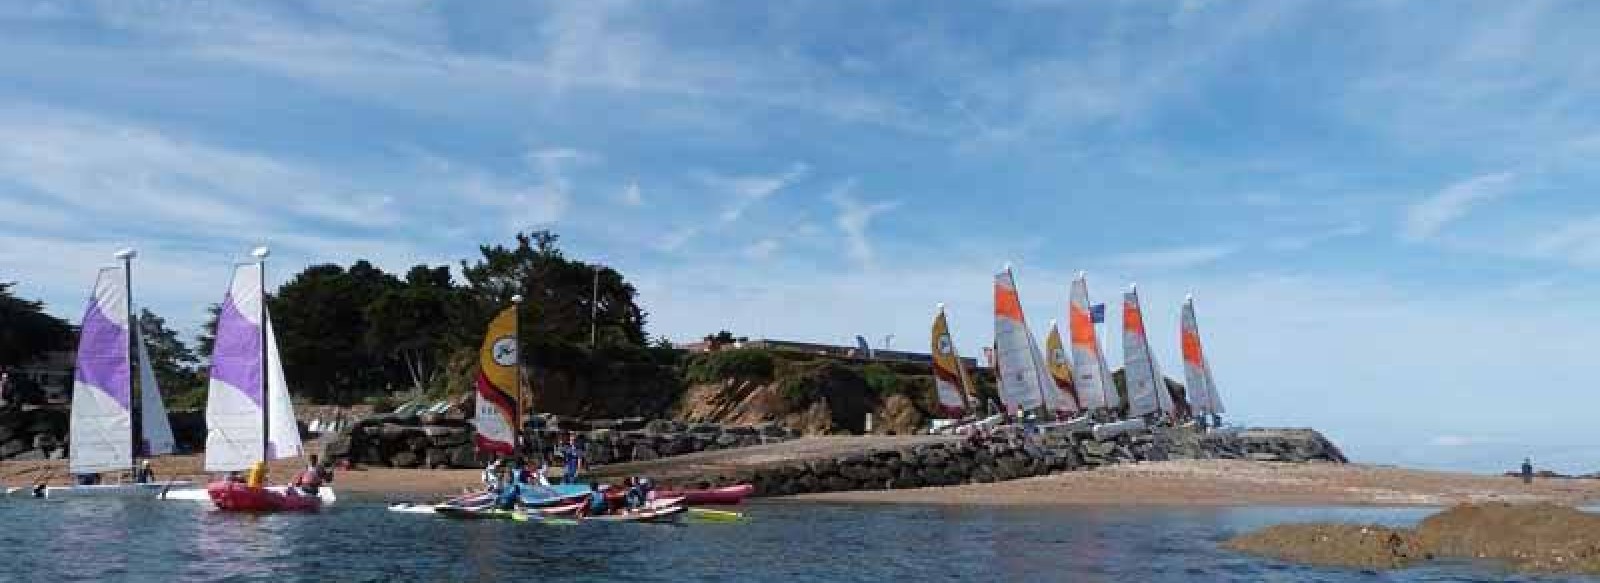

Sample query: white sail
[1121,285,1173,418]
[1068,273,1119,412]
[265,311,302,460]
[69,267,133,475]
[135,314,176,456]
[204,264,266,472]
[992,267,1050,413]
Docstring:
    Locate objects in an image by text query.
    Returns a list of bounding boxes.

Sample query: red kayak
[206,481,322,512]
[653,484,753,505]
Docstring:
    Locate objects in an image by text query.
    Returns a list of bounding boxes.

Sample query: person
[558,433,585,485]
[578,481,608,517]
[291,455,326,495]
[637,477,653,503]
[1522,458,1535,485]
[246,459,267,489]
[135,460,156,484]
[621,477,643,510]
[530,460,552,487]
[482,459,502,493]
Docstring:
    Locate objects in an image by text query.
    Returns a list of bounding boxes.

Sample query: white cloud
[1106,245,1238,271]
[826,180,901,267]
[704,162,810,223]
[1267,223,1367,251]
[743,239,781,260]
[620,182,643,207]
[1528,214,1600,267]
[656,226,700,252]
[1402,172,1516,241]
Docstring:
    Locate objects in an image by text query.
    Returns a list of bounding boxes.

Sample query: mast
[511,293,524,454]
[115,247,138,479]
[252,246,270,464]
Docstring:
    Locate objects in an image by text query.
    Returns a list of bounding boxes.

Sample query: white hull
[36,482,197,499]
[157,485,339,505]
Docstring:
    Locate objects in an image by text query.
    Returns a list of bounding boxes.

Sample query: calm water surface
[0,498,1593,582]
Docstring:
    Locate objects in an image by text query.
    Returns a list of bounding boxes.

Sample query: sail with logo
[930,304,973,417]
[1122,284,1174,419]
[1181,294,1225,422]
[1068,272,1119,414]
[1043,321,1082,417]
[474,301,521,455]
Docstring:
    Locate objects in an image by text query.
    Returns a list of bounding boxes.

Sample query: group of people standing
[479,432,655,515]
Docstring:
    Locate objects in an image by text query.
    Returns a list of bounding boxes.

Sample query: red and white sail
[1068,272,1119,412]
[993,266,1052,413]
[1181,295,1225,416]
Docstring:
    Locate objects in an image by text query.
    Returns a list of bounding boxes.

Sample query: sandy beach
[7,455,1597,506]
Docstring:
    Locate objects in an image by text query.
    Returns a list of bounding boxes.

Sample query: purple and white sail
[204,263,301,472]
[68,268,133,474]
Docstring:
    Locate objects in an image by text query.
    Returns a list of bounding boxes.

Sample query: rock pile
[320,415,801,469]
[0,407,67,461]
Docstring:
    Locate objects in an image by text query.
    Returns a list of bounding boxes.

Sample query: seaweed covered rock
[1224,523,1428,570]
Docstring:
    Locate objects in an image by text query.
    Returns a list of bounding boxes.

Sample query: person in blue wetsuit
[558,433,585,484]
[621,477,644,510]
[495,459,526,510]
[578,482,608,517]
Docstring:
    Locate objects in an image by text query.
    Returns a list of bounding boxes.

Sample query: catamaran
[1068,272,1120,417]
[993,264,1077,419]
[1122,283,1174,421]
[1043,320,1083,417]
[1181,294,1225,427]
[162,248,333,508]
[46,248,188,498]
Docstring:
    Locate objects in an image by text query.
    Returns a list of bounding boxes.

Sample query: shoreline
[7,456,1598,507]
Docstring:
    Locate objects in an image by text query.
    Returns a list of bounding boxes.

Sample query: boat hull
[38,482,197,499]
[654,484,753,505]
[206,481,322,512]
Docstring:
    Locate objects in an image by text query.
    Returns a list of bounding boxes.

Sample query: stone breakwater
[319,414,803,469]
[587,425,1348,495]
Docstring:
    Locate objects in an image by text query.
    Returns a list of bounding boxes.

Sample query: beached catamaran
[172,248,330,509]
[1181,294,1225,426]
[52,249,186,498]
[1043,321,1082,416]
[930,303,974,419]
[1122,284,1174,420]
[1068,272,1120,416]
[993,265,1076,419]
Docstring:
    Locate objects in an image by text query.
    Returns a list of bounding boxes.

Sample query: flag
[473,305,520,455]
[855,334,873,359]
[1089,303,1107,323]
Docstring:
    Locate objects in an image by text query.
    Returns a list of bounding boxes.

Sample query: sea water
[0,499,1591,582]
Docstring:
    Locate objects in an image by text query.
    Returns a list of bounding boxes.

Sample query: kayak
[653,484,753,505]
[434,506,528,521]
[160,485,338,505]
[35,482,197,499]
[539,496,685,516]
[206,481,322,512]
[582,505,687,523]
[687,507,746,522]
[517,484,597,507]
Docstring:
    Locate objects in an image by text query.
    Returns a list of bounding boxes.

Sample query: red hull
[207,481,321,512]
[654,483,753,505]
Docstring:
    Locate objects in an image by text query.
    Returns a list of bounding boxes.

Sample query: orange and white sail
[1181,294,1225,417]
[1044,320,1082,415]
[930,304,973,416]
[1068,272,1119,411]
[473,304,520,455]
[993,265,1057,413]
[1122,284,1174,418]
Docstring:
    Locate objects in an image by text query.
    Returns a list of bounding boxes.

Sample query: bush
[685,349,776,384]
[861,363,901,396]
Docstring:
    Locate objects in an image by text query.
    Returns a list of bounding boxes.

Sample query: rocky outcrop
[320,414,801,469]
[0,407,67,461]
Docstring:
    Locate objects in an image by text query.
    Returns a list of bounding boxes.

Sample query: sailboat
[1122,283,1175,420]
[1043,320,1083,417]
[1181,294,1225,425]
[163,248,330,508]
[993,265,1074,419]
[930,303,974,420]
[1068,272,1120,415]
[48,248,188,498]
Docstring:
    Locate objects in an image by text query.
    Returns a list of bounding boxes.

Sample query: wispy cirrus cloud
[1402,172,1516,242]
[704,162,810,223]
[1106,245,1238,271]
[826,180,901,268]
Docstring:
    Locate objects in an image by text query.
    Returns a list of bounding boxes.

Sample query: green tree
[268,261,403,404]
[364,265,473,392]
[137,308,204,409]
[0,282,72,366]
[460,230,648,348]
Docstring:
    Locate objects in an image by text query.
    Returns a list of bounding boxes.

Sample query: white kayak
[158,485,339,505]
[30,482,199,499]
[581,504,687,523]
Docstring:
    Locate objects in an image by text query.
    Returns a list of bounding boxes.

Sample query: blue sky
[3,1,1598,473]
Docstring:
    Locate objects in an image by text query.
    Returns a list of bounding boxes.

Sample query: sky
[3,1,1599,473]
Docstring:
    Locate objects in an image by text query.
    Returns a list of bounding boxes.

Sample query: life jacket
[588,491,607,512]
[246,461,266,488]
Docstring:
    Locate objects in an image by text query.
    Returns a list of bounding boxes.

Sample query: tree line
[5,230,656,408]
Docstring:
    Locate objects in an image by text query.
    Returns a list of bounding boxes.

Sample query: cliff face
[670,350,946,436]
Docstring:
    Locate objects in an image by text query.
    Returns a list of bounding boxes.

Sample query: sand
[8,456,1600,507]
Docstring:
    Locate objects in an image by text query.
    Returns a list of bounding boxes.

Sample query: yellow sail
[930,304,972,416]
[473,305,520,455]
[1044,321,1082,413]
